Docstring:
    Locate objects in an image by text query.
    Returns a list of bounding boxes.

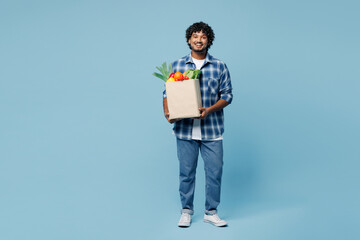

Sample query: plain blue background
[1,0,359,239]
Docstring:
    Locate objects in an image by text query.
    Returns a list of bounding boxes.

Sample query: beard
[191,46,207,53]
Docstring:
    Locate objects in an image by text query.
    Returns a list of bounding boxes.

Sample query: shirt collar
[185,52,213,65]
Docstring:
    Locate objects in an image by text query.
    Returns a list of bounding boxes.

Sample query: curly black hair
[186,21,215,51]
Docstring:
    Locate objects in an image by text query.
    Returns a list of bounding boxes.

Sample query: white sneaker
[178,213,192,227]
[203,213,228,227]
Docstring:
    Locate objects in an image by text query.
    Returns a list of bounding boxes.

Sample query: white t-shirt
[191,57,223,141]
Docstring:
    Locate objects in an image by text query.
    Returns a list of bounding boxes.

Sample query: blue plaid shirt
[163,53,233,140]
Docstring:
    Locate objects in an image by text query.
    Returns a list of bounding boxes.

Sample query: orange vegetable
[174,72,184,81]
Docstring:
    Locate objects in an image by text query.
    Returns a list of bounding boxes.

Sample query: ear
[188,38,191,45]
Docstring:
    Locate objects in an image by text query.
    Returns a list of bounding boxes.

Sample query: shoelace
[212,214,221,222]
[207,214,222,222]
[181,213,190,222]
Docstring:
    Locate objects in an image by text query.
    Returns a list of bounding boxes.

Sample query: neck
[191,50,207,60]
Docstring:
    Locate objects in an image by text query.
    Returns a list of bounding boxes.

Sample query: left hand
[194,107,210,119]
[193,99,229,120]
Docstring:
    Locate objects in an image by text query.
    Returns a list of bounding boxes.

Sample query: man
[163,22,233,227]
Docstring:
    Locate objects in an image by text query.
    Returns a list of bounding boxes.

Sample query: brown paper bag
[165,79,202,120]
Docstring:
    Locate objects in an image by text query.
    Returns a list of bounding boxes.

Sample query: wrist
[207,107,214,114]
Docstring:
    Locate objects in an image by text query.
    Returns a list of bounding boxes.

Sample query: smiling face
[188,31,208,54]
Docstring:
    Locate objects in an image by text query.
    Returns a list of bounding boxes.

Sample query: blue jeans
[176,138,223,215]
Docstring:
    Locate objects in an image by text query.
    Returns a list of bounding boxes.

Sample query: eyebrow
[193,33,207,37]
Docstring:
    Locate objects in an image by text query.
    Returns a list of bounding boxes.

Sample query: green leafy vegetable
[183,69,202,79]
[153,62,173,82]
